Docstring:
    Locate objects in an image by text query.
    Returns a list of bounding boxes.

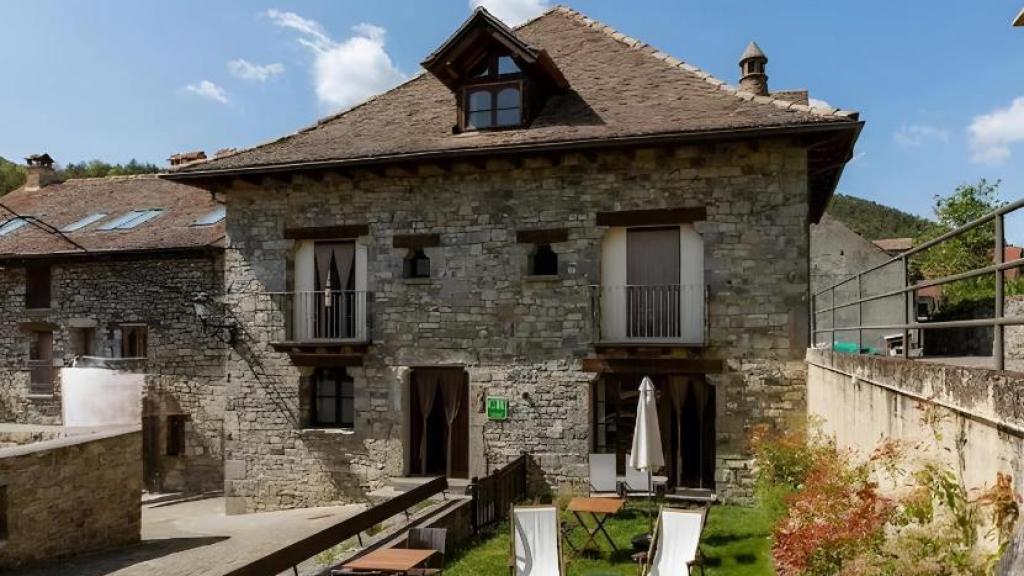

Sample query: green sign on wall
[486,396,509,421]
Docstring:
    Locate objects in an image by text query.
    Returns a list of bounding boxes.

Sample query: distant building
[0,155,227,493]
[871,237,913,257]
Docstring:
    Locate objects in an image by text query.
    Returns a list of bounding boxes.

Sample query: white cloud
[969,97,1024,165]
[892,123,950,148]
[469,0,549,26]
[265,10,405,111]
[808,98,833,110]
[228,59,285,82]
[185,80,229,104]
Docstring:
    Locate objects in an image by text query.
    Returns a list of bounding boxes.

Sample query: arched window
[530,244,558,276]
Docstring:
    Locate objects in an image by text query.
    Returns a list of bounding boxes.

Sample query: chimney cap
[25,153,55,168]
[739,41,767,63]
[168,150,207,167]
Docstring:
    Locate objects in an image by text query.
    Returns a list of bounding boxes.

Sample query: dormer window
[421,7,569,134]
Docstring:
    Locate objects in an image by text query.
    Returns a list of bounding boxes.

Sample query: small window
[71,327,95,357]
[28,331,54,394]
[98,209,163,231]
[464,84,522,130]
[312,368,354,428]
[404,249,431,279]
[0,217,29,237]
[61,213,107,232]
[166,415,187,456]
[497,56,520,75]
[25,264,51,309]
[530,244,558,276]
[193,206,226,226]
[121,325,147,358]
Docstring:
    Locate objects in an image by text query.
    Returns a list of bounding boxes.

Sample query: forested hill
[0,156,26,196]
[0,157,160,196]
[827,193,935,240]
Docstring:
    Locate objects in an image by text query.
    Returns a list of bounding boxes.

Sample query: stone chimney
[24,154,60,191]
[738,41,769,96]
[168,150,207,168]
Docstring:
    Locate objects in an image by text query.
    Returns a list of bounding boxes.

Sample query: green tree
[0,157,26,196]
[914,179,1008,305]
[59,159,160,179]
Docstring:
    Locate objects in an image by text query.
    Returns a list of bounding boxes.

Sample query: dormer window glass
[466,85,522,129]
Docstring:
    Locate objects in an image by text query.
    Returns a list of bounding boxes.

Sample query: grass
[445,502,774,576]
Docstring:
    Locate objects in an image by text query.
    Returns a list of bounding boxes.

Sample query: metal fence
[267,290,372,342]
[590,284,706,345]
[812,197,1024,371]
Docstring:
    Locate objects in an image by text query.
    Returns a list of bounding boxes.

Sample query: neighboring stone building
[810,215,907,353]
[167,7,862,512]
[0,157,227,493]
[0,424,141,571]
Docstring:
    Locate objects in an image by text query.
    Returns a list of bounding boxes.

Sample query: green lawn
[446,503,774,576]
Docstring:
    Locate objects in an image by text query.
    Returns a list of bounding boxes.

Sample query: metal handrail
[811,196,1024,371]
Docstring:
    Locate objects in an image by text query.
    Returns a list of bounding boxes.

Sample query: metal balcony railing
[812,197,1024,371]
[591,284,706,344]
[268,290,372,343]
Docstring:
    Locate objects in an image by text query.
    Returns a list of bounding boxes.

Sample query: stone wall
[223,139,813,512]
[0,254,227,493]
[0,426,142,570]
[1008,296,1023,362]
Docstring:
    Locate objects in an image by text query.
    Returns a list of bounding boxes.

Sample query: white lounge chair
[510,505,564,576]
[589,453,619,497]
[643,507,707,576]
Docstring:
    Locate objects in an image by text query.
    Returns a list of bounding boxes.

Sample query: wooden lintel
[581,357,724,374]
[393,233,441,249]
[515,228,569,244]
[286,353,364,368]
[595,207,707,227]
[283,224,370,240]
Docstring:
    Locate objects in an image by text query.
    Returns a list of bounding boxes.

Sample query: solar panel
[98,209,164,231]
[61,213,107,232]
[193,205,225,226]
[0,217,29,237]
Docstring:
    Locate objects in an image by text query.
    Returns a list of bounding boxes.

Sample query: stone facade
[0,254,226,493]
[0,426,142,570]
[222,139,813,512]
[1008,296,1023,363]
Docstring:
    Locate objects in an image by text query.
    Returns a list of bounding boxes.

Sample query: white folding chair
[589,453,619,497]
[624,452,656,497]
[644,507,707,576]
[510,505,564,576]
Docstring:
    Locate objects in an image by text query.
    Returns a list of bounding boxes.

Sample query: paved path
[20,496,365,576]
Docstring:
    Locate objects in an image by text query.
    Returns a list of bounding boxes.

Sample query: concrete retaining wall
[805,348,1024,496]
[0,425,142,571]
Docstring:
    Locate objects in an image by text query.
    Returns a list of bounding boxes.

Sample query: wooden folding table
[564,497,625,556]
[340,548,437,573]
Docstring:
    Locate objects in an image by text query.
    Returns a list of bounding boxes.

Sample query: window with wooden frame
[462,54,524,131]
[25,264,51,309]
[121,325,148,358]
[28,330,54,394]
[166,415,187,456]
[311,368,354,429]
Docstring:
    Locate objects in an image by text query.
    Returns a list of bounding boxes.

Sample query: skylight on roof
[192,206,225,226]
[61,213,107,232]
[0,217,29,237]
[98,209,164,231]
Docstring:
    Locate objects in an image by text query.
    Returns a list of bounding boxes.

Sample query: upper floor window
[25,264,51,309]
[462,53,524,131]
[530,244,558,276]
[312,368,354,429]
[28,330,54,394]
[121,324,148,358]
[404,248,431,279]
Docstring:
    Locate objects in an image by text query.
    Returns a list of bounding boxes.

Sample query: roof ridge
[548,5,857,119]
[60,173,162,183]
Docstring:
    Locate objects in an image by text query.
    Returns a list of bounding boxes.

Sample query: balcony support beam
[581,357,723,374]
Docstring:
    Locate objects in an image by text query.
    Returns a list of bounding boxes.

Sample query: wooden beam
[285,353,365,367]
[595,207,707,227]
[283,225,369,240]
[393,233,441,249]
[515,228,569,244]
[581,357,724,374]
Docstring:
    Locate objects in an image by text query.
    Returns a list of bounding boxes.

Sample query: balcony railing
[268,290,371,343]
[592,284,706,345]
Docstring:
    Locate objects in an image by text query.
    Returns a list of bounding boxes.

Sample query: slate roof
[170,5,859,177]
[0,175,224,258]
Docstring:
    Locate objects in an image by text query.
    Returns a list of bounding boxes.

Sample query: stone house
[810,215,907,353]
[167,6,862,512]
[0,155,227,493]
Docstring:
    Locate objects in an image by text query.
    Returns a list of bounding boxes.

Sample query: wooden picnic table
[341,548,437,573]
[565,497,625,556]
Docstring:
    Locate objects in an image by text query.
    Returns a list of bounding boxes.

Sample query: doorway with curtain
[409,368,469,479]
[312,241,356,339]
[591,374,715,490]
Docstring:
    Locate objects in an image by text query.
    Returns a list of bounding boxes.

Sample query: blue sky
[1,0,1023,225]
